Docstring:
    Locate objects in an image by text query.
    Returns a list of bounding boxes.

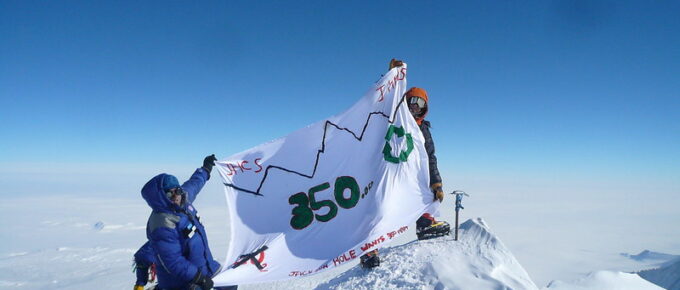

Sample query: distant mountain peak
[620,249,680,262]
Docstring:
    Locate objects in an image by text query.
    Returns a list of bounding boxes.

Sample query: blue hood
[142,173,179,212]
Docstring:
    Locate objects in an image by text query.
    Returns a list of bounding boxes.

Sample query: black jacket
[419,120,442,186]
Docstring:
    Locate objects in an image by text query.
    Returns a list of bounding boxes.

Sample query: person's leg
[416,213,450,240]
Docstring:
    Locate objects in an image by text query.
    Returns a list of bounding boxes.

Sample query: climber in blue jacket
[141,154,236,290]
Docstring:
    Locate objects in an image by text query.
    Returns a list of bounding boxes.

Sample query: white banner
[213,63,437,285]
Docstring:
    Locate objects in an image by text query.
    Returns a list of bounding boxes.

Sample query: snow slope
[638,258,680,290]
[543,271,663,290]
[0,195,672,290]
[0,197,152,289]
[314,218,538,290]
[0,246,135,288]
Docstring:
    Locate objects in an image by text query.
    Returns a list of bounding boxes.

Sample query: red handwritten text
[288,225,410,277]
[376,67,407,102]
[332,249,357,267]
[224,158,264,176]
[289,263,329,277]
[386,226,409,239]
[360,235,386,252]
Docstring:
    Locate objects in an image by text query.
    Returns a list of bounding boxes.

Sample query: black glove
[389,58,404,70]
[202,154,217,174]
[191,272,214,290]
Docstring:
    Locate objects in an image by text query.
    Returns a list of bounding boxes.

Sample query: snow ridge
[544,271,663,290]
[315,218,538,290]
[638,258,680,290]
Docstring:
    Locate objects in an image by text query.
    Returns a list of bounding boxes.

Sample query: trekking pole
[450,190,469,241]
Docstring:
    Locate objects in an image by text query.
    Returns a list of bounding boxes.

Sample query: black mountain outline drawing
[223,96,407,196]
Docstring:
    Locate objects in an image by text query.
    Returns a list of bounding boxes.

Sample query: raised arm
[181,154,217,203]
[421,121,444,202]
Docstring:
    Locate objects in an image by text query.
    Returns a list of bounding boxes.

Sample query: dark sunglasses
[408,96,426,108]
[166,187,186,199]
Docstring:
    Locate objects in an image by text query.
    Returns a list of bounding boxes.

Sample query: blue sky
[1,1,679,198]
[2,2,679,286]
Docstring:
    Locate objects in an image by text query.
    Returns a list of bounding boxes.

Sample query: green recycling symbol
[382,124,414,164]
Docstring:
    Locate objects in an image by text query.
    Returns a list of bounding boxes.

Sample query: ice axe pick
[450,190,469,241]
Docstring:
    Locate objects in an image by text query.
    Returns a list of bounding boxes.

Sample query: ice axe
[450,190,469,241]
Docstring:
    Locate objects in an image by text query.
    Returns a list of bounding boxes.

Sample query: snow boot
[416,213,450,240]
[360,250,380,269]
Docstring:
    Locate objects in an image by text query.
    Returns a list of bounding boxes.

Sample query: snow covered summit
[315,218,538,290]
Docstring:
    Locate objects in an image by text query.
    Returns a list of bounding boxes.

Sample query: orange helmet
[405,87,429,125]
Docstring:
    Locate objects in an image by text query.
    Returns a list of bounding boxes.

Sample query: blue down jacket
[142,168,220,289]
